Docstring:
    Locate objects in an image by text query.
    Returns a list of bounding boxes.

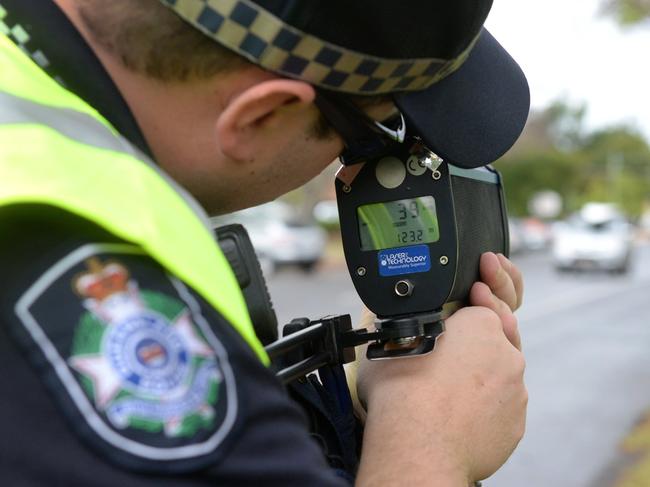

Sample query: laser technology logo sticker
[378,245,431,277]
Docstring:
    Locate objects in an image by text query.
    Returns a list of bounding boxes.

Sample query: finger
[469,281,522,351]
[469,282,521,351]
[497,253,524,310]
[479,252,517,311]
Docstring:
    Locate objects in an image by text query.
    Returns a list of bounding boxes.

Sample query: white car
[213,202,327,273]
[552,203,634,273]
[508,218,525,255]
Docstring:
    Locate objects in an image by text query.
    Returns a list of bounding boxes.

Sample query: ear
[216,79,316,162]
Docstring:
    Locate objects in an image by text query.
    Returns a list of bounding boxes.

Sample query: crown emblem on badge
[72,258,143,323]
[73,258,129,301]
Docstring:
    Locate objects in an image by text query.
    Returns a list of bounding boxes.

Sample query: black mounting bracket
[266,312,445,384]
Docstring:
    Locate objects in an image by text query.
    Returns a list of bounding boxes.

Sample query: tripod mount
[266,312,444,384]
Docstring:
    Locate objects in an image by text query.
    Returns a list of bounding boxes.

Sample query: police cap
[160,0,530,167]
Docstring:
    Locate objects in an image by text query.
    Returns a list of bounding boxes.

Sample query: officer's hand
[469,252,524,350]
[355,254,527,485]
[356,306,527,485]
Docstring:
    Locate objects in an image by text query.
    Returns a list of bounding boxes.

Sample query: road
[266,243,650,487]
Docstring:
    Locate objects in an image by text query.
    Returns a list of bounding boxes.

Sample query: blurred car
[213,201,327,273]
[639,208,650,240]
[552,203,634,273]
[520,217,553,251]
[313,199,339,227]
[508,217,525,255]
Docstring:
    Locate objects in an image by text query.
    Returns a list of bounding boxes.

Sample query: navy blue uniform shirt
[0,1,350,484]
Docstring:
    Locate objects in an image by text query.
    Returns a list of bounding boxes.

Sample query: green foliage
[497,102,650,219]
[545,101,588,150]
[499,150,584,217]
[601,0,650,26]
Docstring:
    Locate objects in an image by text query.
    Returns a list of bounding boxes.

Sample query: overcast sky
[486,0,650,140]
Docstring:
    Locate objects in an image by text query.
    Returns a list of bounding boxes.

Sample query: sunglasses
[314,89,406,165]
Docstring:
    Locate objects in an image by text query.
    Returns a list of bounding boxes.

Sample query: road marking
[519,276,650,324]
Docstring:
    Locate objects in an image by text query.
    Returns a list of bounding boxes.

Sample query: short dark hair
[77,0,248,81]
[77,0,389,138]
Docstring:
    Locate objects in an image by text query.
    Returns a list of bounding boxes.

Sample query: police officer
[0,0,528,485]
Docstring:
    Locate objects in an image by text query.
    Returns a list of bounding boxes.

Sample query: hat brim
[394,29,530,168]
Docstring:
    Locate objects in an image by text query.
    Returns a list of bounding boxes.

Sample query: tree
[601,0,650,26]
[506,100,586,156]
[498,150,584,217]
[497,102,650,218]
[577,126,650,216]
[498,101,587,216]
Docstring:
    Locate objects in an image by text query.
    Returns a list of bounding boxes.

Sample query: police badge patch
[14,243,239,469]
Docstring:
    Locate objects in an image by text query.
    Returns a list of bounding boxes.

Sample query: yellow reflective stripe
[1,31,268,363]
[0,34,113,131]
[0,124,269,365]
[0,90,130,153]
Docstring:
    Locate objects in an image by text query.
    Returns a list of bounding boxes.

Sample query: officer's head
[64,0,528,214]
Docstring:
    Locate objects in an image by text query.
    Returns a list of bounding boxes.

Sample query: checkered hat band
[0,3,63,84]
[159,0,477,94]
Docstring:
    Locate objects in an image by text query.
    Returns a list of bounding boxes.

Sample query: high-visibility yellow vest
[0,34,268,364]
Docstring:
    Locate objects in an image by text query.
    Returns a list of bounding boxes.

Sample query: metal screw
[356,266,367,276]
[439,255,449,265]
[431,170,442,180]
[343,185,352,193]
